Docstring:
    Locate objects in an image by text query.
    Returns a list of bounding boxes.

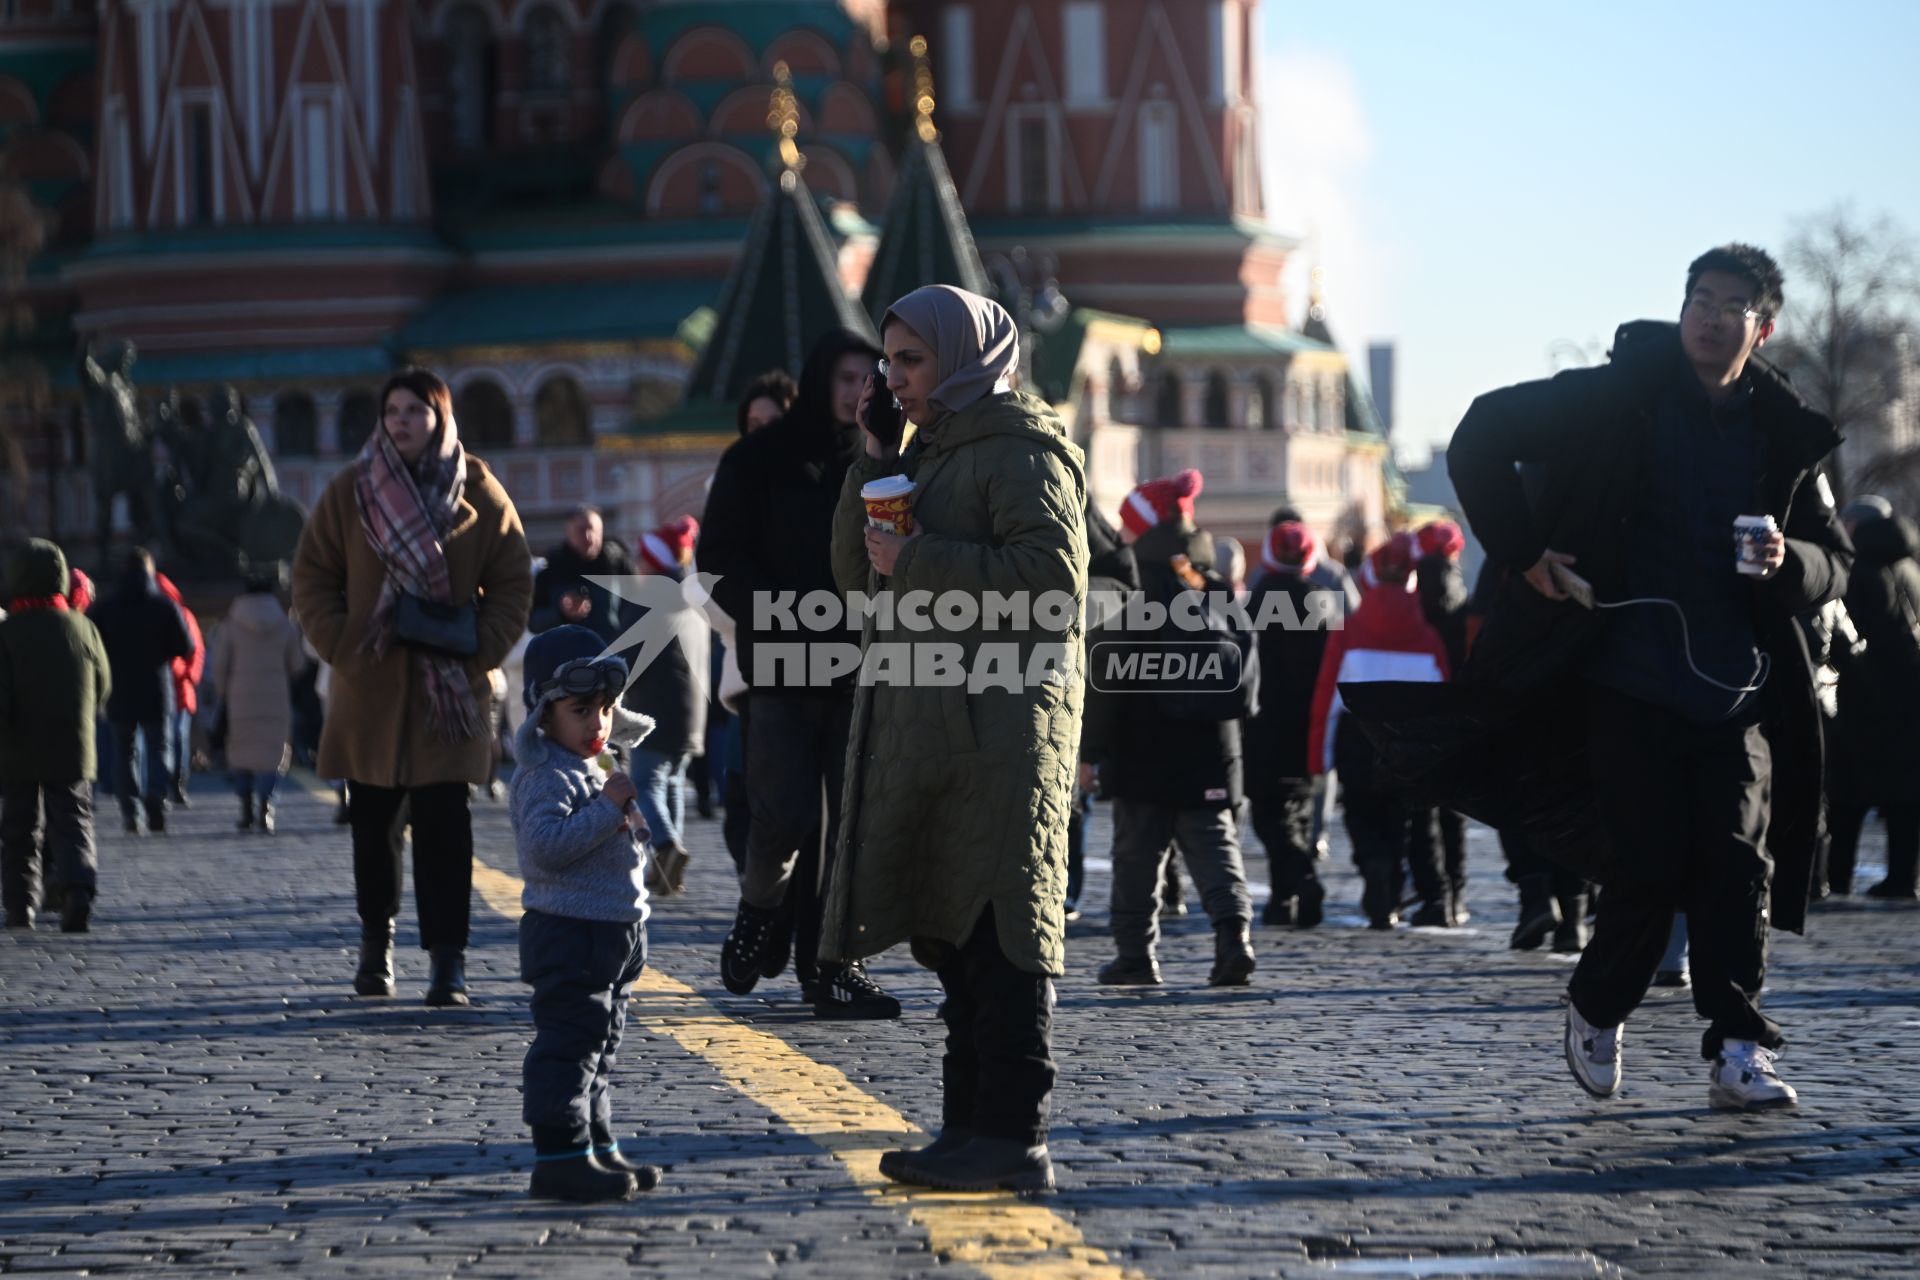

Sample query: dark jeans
[1108,800,1253,958]
[1249,781,1320,901]
[1,780,96,913]
[230,771,280,801]
[110,718,172,815]
[932,906,1056,1145]
[349,781,474,952]
[519,907,648,1142]
[740,693,850,983]
[1568,687,1778,1058]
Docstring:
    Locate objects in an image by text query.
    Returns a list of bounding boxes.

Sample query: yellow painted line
[467,856,1142,1280]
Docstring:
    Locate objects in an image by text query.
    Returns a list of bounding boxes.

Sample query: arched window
[1153,372,1182,428]
[338,388,376,456]
[1203,371,1230,430]
[274,391,317,456]
[446,5,497,151]
[1106,358,1127,423]
[525,6,569,95]
[535,375,592,446]
[1254,373,1277,430]
[455,378,516,450]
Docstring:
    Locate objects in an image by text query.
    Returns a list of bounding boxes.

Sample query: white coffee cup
[1734,514,1778,577]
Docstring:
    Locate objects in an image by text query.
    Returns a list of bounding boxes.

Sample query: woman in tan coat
[206,570,306,834]
[292,368,533,1007]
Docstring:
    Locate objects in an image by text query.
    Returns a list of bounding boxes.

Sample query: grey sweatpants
[1108,799,1253,959]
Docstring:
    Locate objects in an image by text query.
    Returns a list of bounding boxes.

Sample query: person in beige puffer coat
[207,573,308,834]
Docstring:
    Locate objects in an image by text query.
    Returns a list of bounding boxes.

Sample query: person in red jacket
[155,574,205,809]
[1307,534,1451,928]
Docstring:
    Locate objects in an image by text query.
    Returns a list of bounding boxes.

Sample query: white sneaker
[1565,1002,1623,1097]
[1709,1040,1798,1111]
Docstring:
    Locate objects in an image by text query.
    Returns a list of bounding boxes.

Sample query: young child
[512,625,661,1202]
[0,540,111,933]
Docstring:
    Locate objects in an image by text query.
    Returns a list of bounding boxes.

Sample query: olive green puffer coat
[822,391,1088,977]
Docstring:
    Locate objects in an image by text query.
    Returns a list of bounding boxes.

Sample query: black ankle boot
[424,946,470,1006]
[237,795,255,831]
[588,1126,661,1190]
[1208,918,1256,986]
[59,890,92,934]
[902,1136,1055,1192]
[1361,861,1399,929]
[144,797,166,834]
[1510,874,1560,950]
[354,920,397,996]
[879,1126,974,1184]
[1296,877,1326,929]
[529,1152,637,1202]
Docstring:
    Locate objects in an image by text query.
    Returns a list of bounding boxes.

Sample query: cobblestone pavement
[2,774,1917,1278]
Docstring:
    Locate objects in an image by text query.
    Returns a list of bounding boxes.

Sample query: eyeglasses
[536,655,628,703]
[1686,294,1761,324]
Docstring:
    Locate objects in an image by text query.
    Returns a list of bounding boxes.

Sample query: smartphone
[1550,561,1595,610]
[865,373,905,448]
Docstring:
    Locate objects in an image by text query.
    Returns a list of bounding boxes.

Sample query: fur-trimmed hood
[512,695,654,771]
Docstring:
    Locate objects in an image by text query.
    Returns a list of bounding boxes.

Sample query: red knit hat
[1121,469,1204,537]
[640,515,700,575]
[1261,521,1321,577]
[1416,519,1465,561]
[1364,532,1418,588]
[67,566,93,613]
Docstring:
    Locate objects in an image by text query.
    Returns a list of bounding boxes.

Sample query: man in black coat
[699,327,898,1020]
[529,506,637,647]
[1081,470,1256,988]
[1415,245,1849,1112]
[88,547,194,835]
[1241,520,1336,928]
[1828,498,1920,899]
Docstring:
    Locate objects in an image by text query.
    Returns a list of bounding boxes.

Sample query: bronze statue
[78,339,161,563]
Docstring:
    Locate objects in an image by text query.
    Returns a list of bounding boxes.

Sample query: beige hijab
[882,285,1020,417]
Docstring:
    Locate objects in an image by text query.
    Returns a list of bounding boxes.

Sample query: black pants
[519,908,648,1143]
[349,781,474,952]
[1409,808,1467,897]
[1109,800,1253,957]
[1065,790,1090,904]
[1568,687,1778,1058]
[932,907,1056,1145]
[1500,827,1588,898]
[1,780,96,913]
[740,693,849,982]
[1827,794,1920,895]
[1249,781,1320,900]
[110,717,171,816]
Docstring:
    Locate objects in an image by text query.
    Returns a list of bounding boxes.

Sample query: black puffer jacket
[1081,519,1241,809]
[89,561,194,724]
[1241,562,1338,793]
[698,329,880,696]
[530,539,640,647]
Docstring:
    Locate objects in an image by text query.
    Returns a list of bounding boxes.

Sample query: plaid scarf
[351,422,483,743]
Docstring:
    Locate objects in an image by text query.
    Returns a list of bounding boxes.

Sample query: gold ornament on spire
[909,34,939,143]
[767,61,805,174]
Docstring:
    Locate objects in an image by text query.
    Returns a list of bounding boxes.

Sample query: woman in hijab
[292,367,533,1007]
[825,285,1089,1192]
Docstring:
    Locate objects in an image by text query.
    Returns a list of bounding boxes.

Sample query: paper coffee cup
[1733,514,1777,576]
[862,475,917,535]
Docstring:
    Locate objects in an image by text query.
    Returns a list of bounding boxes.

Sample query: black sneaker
[1097,955,1161,986]
[720,902,778,995]
[812,962,902,1020]
[901,1136,1055,1193]
[528,1154,637,1203]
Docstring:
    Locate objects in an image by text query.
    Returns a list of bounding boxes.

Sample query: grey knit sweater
[510,697,656,924]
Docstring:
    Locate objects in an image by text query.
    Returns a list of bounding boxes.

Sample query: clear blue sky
[1255,0,1920,461]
